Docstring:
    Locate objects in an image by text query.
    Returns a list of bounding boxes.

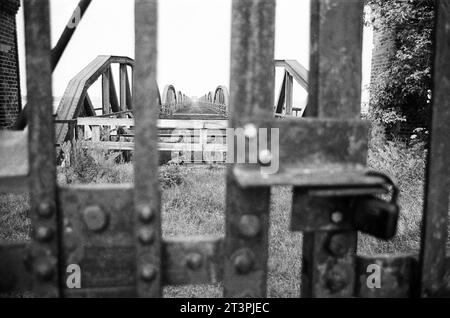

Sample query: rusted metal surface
[24,0,60,297]
[299,0,364,298]
[292,192,353,232]
[224,0,275,298]
[308,0,363,119]
[419,0,450,297]
[232,117,369,177]
[356,255,417,298]
[134,0,161,297]
[59,185,136,297]
[162,237,223,286]
[301,231,357,297]
[0,242,33,294]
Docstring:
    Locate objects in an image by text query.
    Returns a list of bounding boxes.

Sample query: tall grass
[358,121,426,254]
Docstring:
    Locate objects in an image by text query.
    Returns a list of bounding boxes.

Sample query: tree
[368,0,434,140]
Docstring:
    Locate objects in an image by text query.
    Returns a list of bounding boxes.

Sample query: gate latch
[351,172,399,240]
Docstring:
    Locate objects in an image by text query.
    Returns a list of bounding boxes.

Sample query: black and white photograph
[0,0,449,305]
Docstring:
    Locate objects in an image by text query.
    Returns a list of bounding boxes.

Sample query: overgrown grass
[358,123,426,255]
[0,133,427,297]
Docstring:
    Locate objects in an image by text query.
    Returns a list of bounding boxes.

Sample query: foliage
[368,0,434,139]
[159,161,186,189]
[59,142,185,188]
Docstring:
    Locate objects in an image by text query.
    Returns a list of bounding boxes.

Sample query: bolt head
[258,149,272,166]
[140,264,157,282]
[83,205,107,232]
[325,265,349,293]
[138,205,154,223]
[35,226,53,242]
[34,259,54,281]
[331,211,344,224]
[138,228,155,245]
[186,253,203,270]
[233,249,254,275]
[238,215,261,238]
[37,202,53,218]
[327,233,350,256]
[243,124,257,139]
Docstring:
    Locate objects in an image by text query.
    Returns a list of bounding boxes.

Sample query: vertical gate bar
[134,0,161,297]
[419,0,450,297]
[102,68,111,114]
[224,0,275,298]
[120,64,128,112]
[285,72,293,115]
[303,0,320,118]
[23,0,60,297]
[300,0,364,298]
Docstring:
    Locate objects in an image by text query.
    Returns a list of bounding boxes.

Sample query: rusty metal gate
[0,0,449,297]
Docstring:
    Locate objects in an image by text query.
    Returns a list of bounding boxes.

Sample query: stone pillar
[0,0,21,129]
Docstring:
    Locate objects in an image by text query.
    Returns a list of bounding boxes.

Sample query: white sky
[16,0,372,104]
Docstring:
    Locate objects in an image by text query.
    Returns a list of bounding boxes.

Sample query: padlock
[351,172,400,240]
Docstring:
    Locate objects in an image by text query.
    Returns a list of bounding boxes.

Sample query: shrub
[368,0,434,139]
[159,163,185,189]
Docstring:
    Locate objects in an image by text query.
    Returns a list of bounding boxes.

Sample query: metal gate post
[298,0,364,297]
[134,0,162,297]
[24,0,61,297]
[419,0,450,297]
[224,0,276,298]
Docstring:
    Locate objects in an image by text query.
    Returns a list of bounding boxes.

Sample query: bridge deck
[163,100,227,120]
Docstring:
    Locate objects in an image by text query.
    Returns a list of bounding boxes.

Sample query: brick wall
[0,0,21,129]
[370,23,395,93]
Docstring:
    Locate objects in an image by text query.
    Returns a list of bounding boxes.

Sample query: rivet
[258,149,272,166]
[82,205,108,232]
[35,259,54,281]
[238,215,261,238]
[330,211,344,224]
[232,249,254,275]
[243,124,257,139]
[138,228,155,245]
[37,202,52,218]
[327,233,350,257]
[140,264,157,282]
[186,253,203,270]
[138,205,154,223]
[35,226,53,242]
[325,265,349,293]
